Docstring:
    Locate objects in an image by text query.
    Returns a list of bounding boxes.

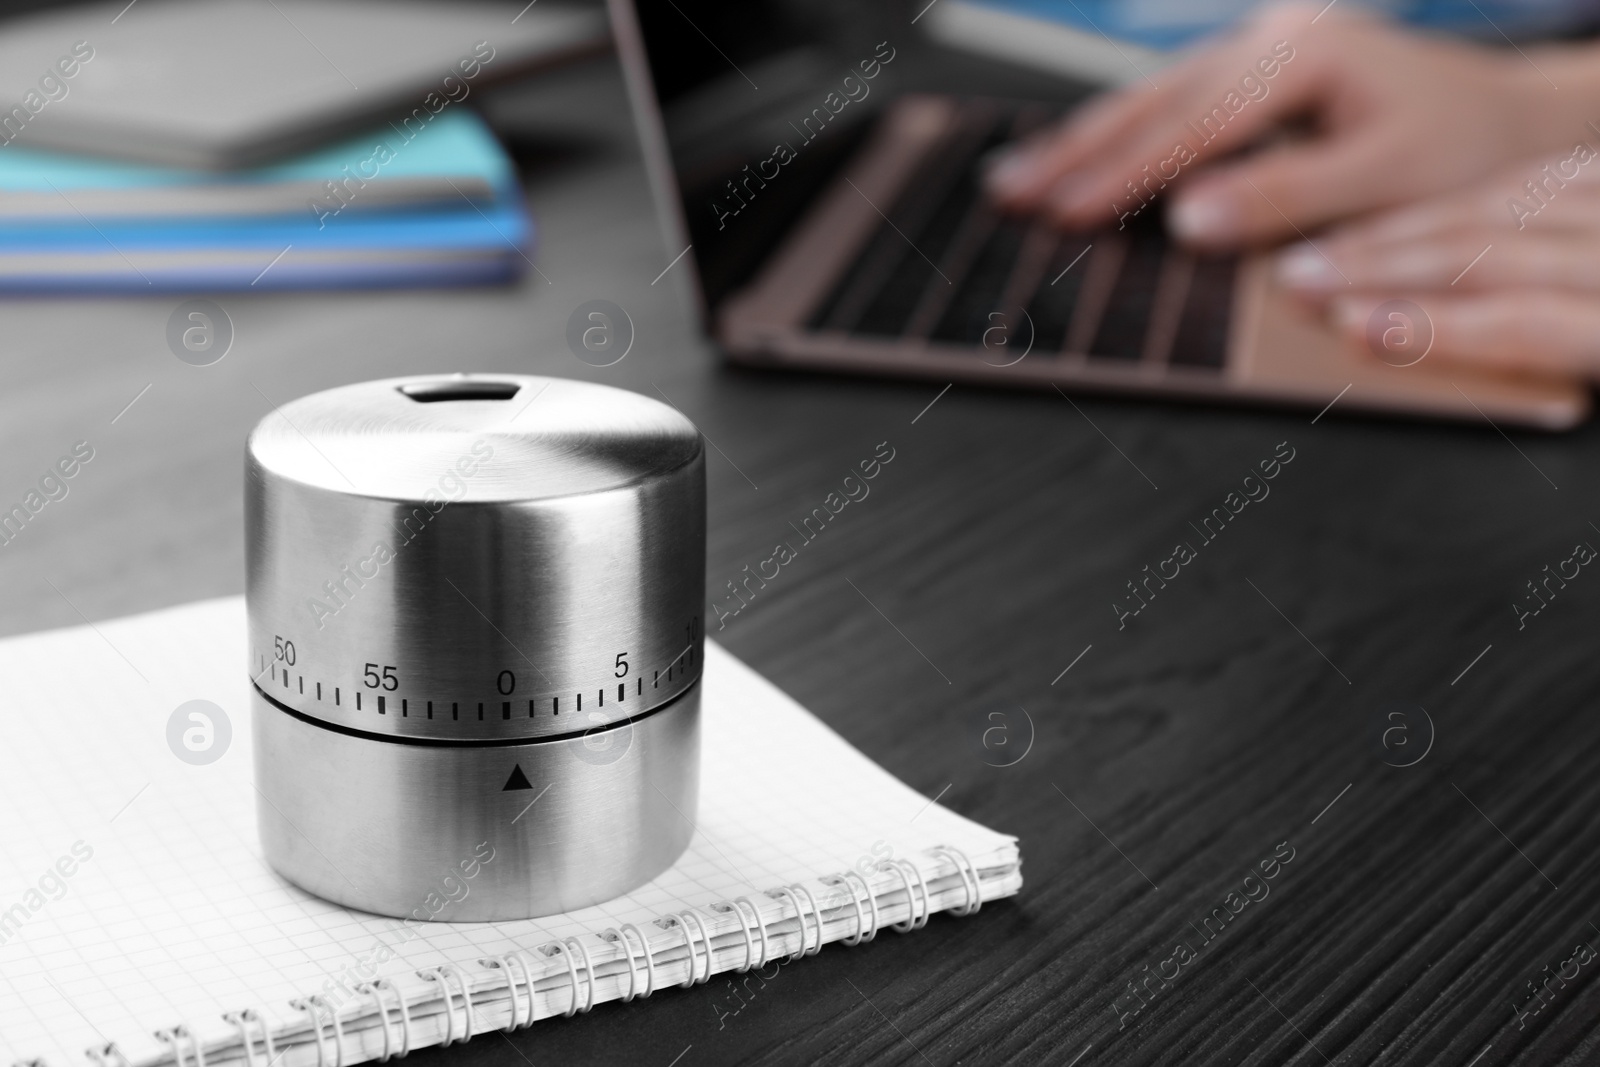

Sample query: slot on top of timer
[398,379,521,403]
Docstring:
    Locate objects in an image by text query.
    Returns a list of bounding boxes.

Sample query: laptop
[608,0,1589,430]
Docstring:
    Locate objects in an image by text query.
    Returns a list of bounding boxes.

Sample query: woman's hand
[985,2,1594,249]
[1277,147,1600,378]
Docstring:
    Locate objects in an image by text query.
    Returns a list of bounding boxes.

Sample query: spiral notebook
[0,598,1022,1067]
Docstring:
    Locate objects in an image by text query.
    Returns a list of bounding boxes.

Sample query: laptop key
[928,216,1025,345]
[1025,235,1092,353]
[1169,257,1237,369]
[817,102,1003,335]
[1089,228,1166,361]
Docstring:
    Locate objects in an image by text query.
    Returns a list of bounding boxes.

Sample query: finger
[1320,162,1600,247]
[986,77,1192,209]
[1164,129,1403,247]
[1284,227,1600,294]
[1315,184,1511,246]
[990,15,1321,219]
[1503,176,1600,232]
[1279,234,1483,293]
[1045,56,1337,229]
[1330,291,1600,378]
[984,32,1241,207]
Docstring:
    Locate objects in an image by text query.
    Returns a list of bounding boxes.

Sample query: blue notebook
[0,110,531,292]
[965,0,1596,50]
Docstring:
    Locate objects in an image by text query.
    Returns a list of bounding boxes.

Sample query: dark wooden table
[5,44,1600,1067]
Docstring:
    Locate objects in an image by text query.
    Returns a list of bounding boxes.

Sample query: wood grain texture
[2,49,1597,1067]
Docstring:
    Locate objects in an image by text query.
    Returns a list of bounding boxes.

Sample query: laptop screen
[617,0,901,310]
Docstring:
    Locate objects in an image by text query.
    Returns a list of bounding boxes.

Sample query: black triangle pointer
[502,765,534,791]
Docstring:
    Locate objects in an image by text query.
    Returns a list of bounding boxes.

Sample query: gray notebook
[0,0,607,169]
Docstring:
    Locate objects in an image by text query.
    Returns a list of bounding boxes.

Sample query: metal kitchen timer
[245,375,705,921]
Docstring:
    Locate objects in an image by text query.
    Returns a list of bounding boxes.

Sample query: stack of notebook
[0,0,613,291]
[0,598,1023,1067]
[0,110,529,292]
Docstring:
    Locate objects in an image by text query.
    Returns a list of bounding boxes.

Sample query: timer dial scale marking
[250,643,699,741]
[246,375,705,744]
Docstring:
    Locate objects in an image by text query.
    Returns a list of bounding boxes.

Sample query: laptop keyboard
[808,101,1236,373]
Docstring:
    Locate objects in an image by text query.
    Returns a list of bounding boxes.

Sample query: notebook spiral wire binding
[672,910,715,988]
[552,938,597,1016]
[153,1027,205,1067]
[711,896,771,972]
[931,846,983,917]
[597,924,655,1001]
[882,858,932,932]
[533,941,587,1019]
[220,1012,273,1067]
[287,995,343,1067]
[355,979,410,1060]
[477,952,539,1028]
[827,870,883,945]
[765,882,825,962]
[415,967,473,1046]
[37,846,985,1067]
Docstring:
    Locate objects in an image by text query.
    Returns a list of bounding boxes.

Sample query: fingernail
[1169,192,1237,243]
[1276,243,1338,288]
[985,152,1037,197]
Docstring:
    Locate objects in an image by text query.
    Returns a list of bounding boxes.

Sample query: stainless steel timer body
[246,375,705,921]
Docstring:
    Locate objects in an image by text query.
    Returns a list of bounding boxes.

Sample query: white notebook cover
[0,597,1021,1067]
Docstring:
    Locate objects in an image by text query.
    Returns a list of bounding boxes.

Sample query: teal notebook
[0,109,513,218]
